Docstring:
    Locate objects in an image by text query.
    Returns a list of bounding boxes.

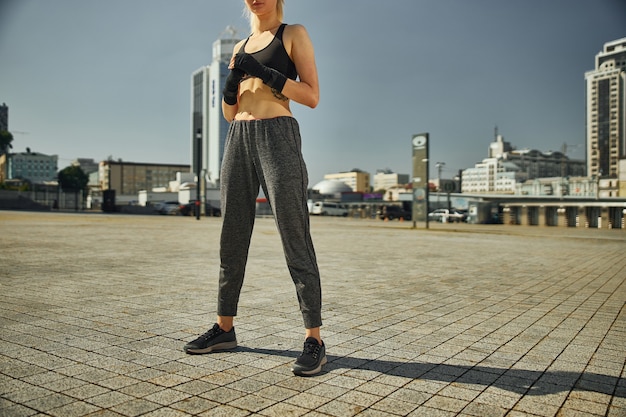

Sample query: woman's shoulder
[283,23,309,38]
[233,38,247,51]
[283,23,312,46]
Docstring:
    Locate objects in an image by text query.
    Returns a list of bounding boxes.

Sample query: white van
[310,201,348,216]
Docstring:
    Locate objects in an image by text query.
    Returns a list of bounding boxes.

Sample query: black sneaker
[184,323,237,354]
[292,337,327,376]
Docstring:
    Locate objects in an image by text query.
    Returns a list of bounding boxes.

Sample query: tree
[0,130,13,155]
[58,165,88,192]
[58,165,89,211]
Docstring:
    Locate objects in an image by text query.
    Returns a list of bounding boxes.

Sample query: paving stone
[1,211,624,417]
[170,396,219,414]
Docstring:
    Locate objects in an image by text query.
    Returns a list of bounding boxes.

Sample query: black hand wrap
[223,68,245,105]
[234,52,287,93]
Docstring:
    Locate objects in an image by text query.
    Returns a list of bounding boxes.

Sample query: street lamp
[195,129,202,220]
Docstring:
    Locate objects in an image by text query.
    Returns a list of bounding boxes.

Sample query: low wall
[502,202,626,229]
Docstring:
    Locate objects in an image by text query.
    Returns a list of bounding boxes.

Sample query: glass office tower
[190,29,241,188]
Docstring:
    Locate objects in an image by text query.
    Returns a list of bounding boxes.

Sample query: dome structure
[312,179,352,195]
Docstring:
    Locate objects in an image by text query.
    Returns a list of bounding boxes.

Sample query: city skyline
[1,0,625,183]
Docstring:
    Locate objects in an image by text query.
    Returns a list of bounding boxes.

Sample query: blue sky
[1,0,624,184]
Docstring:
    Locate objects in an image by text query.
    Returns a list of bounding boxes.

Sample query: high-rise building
[585,37,626,197]
[190,27,241,188]
[0,103,8,132]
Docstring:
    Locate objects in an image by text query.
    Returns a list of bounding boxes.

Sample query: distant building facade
[72,158,99,175]
[585,37,626,197]
[0,154,6,183]
[191,28,241,187]
[620,160,626,196]
[99,160,190,196]
[3,149,58,184]
[373,170,409,191]
[462,134,586,195]
[324,169,371,193]
[462,157,519,194]
[503,149,586,179]
[515,176,597,198]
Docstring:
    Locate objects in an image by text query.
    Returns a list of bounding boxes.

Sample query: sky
[1,0,625,184]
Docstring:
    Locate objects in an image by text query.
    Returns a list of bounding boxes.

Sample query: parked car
[178,201,221,217]
[377,205,411,221]
[155,201,180,215]
[428,208,467,223]
[455,209,469,222]
[310,201,348,216]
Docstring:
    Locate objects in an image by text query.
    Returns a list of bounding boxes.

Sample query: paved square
[0,211,624,416]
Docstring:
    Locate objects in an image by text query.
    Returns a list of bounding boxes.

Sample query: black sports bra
[240,24,298,81]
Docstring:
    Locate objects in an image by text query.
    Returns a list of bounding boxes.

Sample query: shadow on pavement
[234,346,623,397]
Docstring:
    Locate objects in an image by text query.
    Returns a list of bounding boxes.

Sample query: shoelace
[200,325,223,340]
[302,341,321,359]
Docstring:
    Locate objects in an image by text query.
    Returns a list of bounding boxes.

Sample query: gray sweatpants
[217,116,322,329]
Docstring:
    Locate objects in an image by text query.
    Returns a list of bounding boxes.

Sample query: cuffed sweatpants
[217,116,322,329]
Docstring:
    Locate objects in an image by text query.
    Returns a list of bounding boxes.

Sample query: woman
[184,0,326,376]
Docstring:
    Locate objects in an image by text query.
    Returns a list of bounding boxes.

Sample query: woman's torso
[234,24,297,121]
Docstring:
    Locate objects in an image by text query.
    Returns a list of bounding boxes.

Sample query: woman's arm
[222,96,238,122]
[282,24,319,109]
[222,40,246,121]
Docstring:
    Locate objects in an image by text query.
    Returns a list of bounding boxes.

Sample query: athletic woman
[184,0,325,376]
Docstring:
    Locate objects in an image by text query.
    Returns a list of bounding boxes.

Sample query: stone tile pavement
[0,210,624,417]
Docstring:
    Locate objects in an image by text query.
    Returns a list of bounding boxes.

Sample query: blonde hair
[244,0,284,33]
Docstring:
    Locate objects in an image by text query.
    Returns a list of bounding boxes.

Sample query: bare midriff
[234,78,292,121]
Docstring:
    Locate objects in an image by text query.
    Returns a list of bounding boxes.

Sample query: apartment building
[324,169,371,193]
[585,37,626,197]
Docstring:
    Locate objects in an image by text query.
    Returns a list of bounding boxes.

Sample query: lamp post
[436,162,445,206]
[423,158,430,229]
[195,129,202,220]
